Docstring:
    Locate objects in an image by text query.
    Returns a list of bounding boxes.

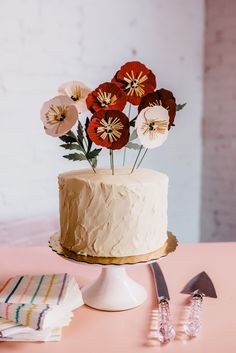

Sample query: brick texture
[201,0,236,241]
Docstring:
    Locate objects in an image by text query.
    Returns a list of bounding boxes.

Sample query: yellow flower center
[66,85,82,101]
[142,118,168,139]
[97,117,124,143]
[149,99,170,111]
[96,89,117,108]
[123,70,148,97]
[46,105,68,124]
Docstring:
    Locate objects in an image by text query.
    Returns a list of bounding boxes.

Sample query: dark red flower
[87,110,130,150]
[138,88,176,129]
[86,82,127,113]
[112,61,156,105]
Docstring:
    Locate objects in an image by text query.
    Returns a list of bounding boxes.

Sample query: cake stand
[49,231,178,311]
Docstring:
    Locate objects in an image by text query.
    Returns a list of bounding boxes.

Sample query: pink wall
[201,0,236,241]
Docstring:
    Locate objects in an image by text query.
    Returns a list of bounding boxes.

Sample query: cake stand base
[81,266,147,311]
[49,232,178,311]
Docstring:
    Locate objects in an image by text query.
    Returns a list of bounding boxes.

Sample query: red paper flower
[112,61,156,105]
[86,82,127,113]
[138,88,176,129]
[87,110,130,150]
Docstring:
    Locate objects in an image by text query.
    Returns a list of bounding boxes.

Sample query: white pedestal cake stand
[49,232,178,311]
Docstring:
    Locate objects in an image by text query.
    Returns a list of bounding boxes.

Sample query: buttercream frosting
[58,167,168,257]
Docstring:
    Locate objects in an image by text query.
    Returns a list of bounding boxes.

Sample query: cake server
[181,271,217,337]
[149,262,175,344]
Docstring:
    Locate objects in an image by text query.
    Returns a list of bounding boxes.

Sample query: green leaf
[63,153,87,161]
[67,130,77,139]
[77,121,84,146]
[129,117,137,127]
[59,135,77,143]
[129,129,138,141]
[60,143,83,151]
[91,158,98,168]
[126,142,141,150]
[86,148,102,160]
[85,117,92,153]
[176,103,186,111]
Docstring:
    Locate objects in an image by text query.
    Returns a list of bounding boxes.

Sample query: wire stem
[131,145,143,174]
[110,149,115,175]
[123,103,132,166]
[112,150,114,175]
[136,148,148,169]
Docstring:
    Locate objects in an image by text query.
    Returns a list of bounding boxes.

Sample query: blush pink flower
[40,95,78,137]
[58,81,91,113]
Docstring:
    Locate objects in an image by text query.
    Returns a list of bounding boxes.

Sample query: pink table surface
[0,242,235,353]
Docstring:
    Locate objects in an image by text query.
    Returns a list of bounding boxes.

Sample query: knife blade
[149,262,175,343]
[181,271,217,337]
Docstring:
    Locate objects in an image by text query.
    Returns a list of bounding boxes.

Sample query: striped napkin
[0,303,73,330]
[0,273,80,306]
[0,273,83,341]
[0,318,61,341]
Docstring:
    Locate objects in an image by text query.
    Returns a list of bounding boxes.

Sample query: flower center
[149,99,170,111]
[96,89,117,108]
[97,117,124,143]
[46,105,68,124]
[149,99,162,107]
[123,70,148,97]
[148,99,170,113]
[66,85,81,102]
[142,118,168,139]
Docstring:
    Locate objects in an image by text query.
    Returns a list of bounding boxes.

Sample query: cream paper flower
[40,95,78,137]
[58,81,91,113]
[135,105,169,149]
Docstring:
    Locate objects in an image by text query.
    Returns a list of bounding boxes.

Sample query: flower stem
[123,103,132,166]
[136,148,148,169]
[110,149,115,175]
[123,148,126,167]
[131,145,143,174]
[87,158,97,173]
[112,150,114,175]
[76,137,96,173]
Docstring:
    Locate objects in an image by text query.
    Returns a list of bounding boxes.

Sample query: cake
[58,167,168,258]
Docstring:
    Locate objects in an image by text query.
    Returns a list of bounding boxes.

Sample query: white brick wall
[201,0,236,241]
[0,0,204,243]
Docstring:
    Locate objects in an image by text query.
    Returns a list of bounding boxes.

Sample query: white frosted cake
[58,167,168,258]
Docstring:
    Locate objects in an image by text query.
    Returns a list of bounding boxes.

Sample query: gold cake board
[49,231,178,265]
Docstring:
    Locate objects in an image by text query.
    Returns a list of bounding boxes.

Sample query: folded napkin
[0,303,73,330]
[0,273,83,331]
[0,318,61,342]
[0,273,82,307]
[0,273,84,341]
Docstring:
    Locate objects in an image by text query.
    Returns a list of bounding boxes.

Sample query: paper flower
[40,95,78,137]
[138,88,176,129]
[112,61,156,105]
[58,81,91,113]
[86,82,127,113]
[135,106,169,149]
[87,110,130,150]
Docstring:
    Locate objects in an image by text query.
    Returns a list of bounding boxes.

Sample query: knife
[149,262,175,343]
[181,271,217,337]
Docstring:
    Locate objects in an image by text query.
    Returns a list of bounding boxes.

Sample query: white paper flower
[58,81,91,113]
[135,105,169,149]
[40,95,78,137]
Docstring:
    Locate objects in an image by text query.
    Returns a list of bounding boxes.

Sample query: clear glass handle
[184,294,203,337]
[157,299,176,343]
